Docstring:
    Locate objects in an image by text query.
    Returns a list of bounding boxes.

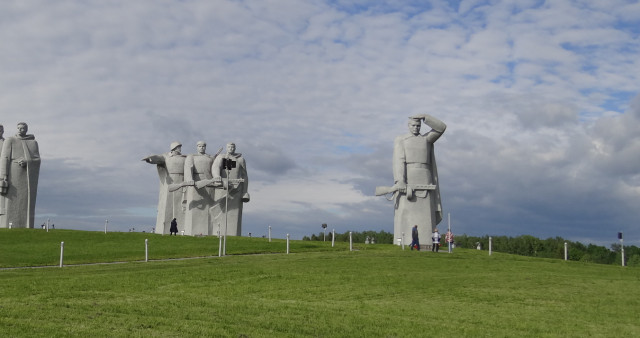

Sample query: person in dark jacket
[170,218,178,236]
[410,225,420,250]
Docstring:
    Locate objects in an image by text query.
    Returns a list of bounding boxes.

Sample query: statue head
[196,141,206,154]
[17,122,28,137]
[170,141,182,155]
[408,118,421,136]
[226,142,236,155]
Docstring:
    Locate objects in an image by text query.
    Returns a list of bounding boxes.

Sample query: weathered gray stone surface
[378,114,446,245]
[211,143,249,236]
[0,123,41,229]
[183,141,219,236]
[142,142,187,235]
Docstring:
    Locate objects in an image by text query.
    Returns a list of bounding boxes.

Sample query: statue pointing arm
[142,154,166,165]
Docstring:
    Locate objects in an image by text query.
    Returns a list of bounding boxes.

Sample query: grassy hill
[1,229,639,337]
[0,229,357,268]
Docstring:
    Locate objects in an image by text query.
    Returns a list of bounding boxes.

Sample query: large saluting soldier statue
[376,114,446,248]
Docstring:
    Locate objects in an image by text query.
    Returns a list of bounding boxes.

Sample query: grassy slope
[1,229,639,337]
[0,229,355,268]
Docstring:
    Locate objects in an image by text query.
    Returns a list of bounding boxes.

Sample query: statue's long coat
[0,134,41,228]
[212,153,248,236]
[393,131,443,246]
[183,153,216,236]
[146,153,186,234]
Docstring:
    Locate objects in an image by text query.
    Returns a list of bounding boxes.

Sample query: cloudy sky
[1,0,639,245]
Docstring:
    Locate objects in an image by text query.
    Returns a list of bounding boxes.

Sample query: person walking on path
[432,228,440,252]
[410,225,420,251]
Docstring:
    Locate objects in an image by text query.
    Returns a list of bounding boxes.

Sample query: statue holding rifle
[156,142,247,237]
[376,114,446,247]
[142,142,187,235]
[211,142,249,237]
[182,141,222,236]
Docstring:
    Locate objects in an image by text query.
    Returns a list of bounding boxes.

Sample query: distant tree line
[303,230,394,244]
[454,234,640,267]
[303,230,640,267]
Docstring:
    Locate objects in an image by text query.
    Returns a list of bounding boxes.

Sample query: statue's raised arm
[410,113,446,143]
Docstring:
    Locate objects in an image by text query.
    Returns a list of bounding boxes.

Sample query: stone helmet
[170,141,182,151]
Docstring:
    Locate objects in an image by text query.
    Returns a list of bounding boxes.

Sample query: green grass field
[1,229,639,337]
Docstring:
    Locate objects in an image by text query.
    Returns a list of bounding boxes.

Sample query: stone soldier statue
[212,142,249,236]
[388,114,446,246]
[182,141,221,236]
[142,142,187,235]
[0,122,41,228]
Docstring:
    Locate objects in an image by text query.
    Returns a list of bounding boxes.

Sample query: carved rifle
[167,178,245,192]
[167,147,224,192]
[375,183,436,199]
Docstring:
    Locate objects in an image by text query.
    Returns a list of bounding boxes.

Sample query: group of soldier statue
[143,141,249,236]
[0,122,41,229]
[0,114,445,245]
[143,113,445,242]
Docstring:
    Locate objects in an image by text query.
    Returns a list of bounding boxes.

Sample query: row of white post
[57,227,354,267]
[40,217,630,267]
[53,235,623,267]
[394,234,575,264]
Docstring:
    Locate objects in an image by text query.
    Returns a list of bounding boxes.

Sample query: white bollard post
[268,226,272,242]
[332,229,335,247]
[218,235,223,257]
[286,234,290,254]
[621,237,625,267]
[564,242,568,261]
[104,219,108,234]
[489,237,492,256]
[401,232,405,250]
[447,213,452,254]
[349,232,353,251]
[59,242,64,267]
[145,239,149,262]
[9,222,12,229]
[223,234,227,256]
[46,218,50,232]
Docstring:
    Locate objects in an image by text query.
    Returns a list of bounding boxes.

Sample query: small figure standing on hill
[170,218,178,236]
[410,225,420,251]
[432,228,440,252]
[445,229,454,253]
